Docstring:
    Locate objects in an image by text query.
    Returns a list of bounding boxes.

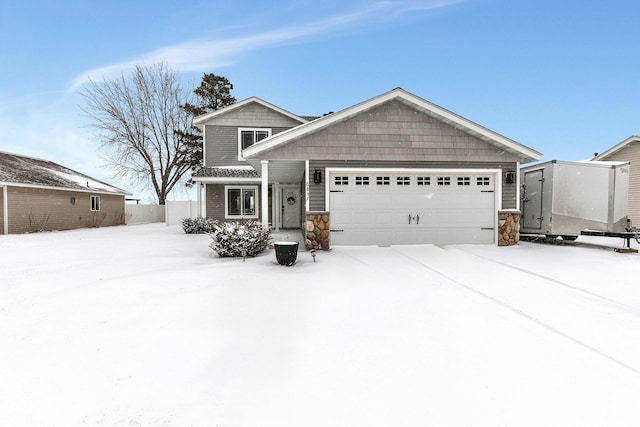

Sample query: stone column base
[498,210,520,246]
[305,212,330,250]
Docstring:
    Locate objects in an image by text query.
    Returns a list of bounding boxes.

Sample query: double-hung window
[238,128,271,159]
[225,185,259,219]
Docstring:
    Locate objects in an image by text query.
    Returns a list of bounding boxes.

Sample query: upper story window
[238,128,271,160]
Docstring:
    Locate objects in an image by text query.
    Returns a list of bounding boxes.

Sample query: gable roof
[192,96,309,127]
[593,135,640,160]
[243,88,542,163]
[0,151,130,195]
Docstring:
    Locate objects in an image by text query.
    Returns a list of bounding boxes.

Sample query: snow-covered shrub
[181,217,216,234]
[209,220,271,257]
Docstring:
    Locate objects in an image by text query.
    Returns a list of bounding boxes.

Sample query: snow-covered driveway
[1,224,639,426]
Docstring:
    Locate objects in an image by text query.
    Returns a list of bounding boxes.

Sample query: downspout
[2,185,8,234]
[196,181,202,217]
[305,160,310,212]
[515,161,521,211]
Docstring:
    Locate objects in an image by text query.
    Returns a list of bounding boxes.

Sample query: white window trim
[224,185,259,219]
[238,128,271,160]
[90,195,100,211]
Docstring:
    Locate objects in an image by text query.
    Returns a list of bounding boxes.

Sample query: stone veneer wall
[498,210,520,246]
[305,212,330,250]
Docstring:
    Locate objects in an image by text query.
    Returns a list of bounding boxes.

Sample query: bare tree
[80,63,194,204]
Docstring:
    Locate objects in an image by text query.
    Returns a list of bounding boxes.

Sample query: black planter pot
[274,241,299,266]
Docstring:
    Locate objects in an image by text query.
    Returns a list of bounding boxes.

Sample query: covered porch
[194,159,309,231]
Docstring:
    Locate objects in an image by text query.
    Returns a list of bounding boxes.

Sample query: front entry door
[281,186,300,229]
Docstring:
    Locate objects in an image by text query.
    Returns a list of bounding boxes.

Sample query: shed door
[329,171,496,246]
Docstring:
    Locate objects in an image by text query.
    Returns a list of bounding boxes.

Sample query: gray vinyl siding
[205,126,294,167]
[308,160,518,211]
[205,184,226,219]
[258,100,522,163]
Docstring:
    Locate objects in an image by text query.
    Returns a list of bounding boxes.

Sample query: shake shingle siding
[257,100,521,163]
[203,102,305,128]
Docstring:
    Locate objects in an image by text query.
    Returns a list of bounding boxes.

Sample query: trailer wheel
[561,235,578,241]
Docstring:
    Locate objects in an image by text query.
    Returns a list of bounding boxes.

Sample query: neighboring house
[593,135,640,228]
[191,88,542,247]
[0,151,131,234]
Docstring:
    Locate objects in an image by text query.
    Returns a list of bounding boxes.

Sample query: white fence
[164,200,202,226]
[125,204,166,225]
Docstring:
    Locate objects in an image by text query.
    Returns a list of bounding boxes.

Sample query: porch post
[261,160,269,228]
[196,181,202,217]
[273,183,280,232]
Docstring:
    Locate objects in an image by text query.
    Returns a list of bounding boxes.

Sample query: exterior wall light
[505,170,517,184]
[313,169,322,184]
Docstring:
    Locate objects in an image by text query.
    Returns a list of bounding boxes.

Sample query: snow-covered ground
[1,224,640,426]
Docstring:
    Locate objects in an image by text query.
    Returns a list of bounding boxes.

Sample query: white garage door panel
[329,171,496,245]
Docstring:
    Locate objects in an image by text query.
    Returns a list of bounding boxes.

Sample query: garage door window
[355,176,370,185]
[335,176,349,186]
[437,177,451,186]
[397,176,411,186]
[376,176,390,185]
[477,177,491,186]
[225,186,258,219]
[457,177,471,186]
[417,177,431,185]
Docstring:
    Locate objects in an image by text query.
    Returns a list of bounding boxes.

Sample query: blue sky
[2,0,640,201]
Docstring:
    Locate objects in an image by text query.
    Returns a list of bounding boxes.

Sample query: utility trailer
[520,160,630,240]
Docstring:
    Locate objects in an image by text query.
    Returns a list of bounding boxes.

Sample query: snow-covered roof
[192,166,260,178]
[191,166,261,183]
[0,151,130,195]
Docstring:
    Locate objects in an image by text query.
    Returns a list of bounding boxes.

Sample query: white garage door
[329,170,496,245]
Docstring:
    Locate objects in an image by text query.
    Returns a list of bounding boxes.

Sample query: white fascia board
[193,96,308,128]
[0,181,131,196]
[325,166,502,174]
[593,135,640,160]
[244,88,542,162]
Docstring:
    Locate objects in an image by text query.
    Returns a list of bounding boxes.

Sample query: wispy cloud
[67,0,464,91]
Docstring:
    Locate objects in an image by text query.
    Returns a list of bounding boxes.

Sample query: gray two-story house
[191,88,541,248]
